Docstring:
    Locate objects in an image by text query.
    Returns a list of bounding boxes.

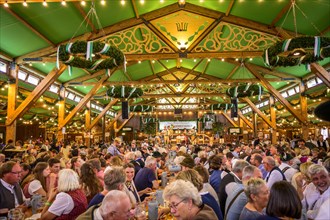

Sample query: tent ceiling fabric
[0,0,329,126]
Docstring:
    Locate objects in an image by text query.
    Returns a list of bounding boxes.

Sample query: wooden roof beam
[116,113,134,132]
[131,0,140,19]
[226,0,236,16]
[73,2,97,34]
[242,97,276,129]
[58,75,109,130]
[85,99,118,130]
[245,63,306,124]
[310,63,330,88]
[226,65,240,79]
[142,93,226,98]
[270,1,292,27]
[89,77,296,87]
[141,17,179,53]
[64,69,108,86]
[187,16,223,52]
[106,112,122,131]
[15,3,182,63]
[221,112,238,127]
[6,64,66,126]
[238,110,253,129]
[157,60,180,81]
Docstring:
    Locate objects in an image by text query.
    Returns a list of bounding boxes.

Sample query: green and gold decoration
[263,36,330,67]
[57,41,126,75]
[226,84,263,100]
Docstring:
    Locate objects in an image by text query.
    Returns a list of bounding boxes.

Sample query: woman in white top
[21,162,50,198]
[41,169,87,220]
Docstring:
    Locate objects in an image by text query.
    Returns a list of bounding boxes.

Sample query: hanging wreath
[226,84,263,100]
[263,36,330,67]
[130,105,152,112]
[210,103,233,111]
[107,86,143,99]
[57,41,125,72]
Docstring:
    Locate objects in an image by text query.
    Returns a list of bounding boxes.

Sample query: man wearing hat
[107,138,122,157]
[180,156,195,171]
[278,152,298,182]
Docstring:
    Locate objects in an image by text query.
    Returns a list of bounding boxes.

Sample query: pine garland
[226,84,263,98]
[58,41,125,71]
[107,86,143,99]
[263,36,330,67]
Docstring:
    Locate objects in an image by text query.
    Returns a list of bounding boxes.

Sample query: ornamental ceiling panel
[104,24,174,54]
[150,11,215,50]
[193,22,279,52]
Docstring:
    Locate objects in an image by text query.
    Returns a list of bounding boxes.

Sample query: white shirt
[302,183,330,220]
[265,168,284,189]
[279,162,298,183]
[48,192,74,216]
[28,180,42,196]
[315,197,330,220]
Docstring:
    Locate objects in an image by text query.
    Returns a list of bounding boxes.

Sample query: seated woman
[163,179,218,219]
[256,181,302,220]
[80,163,103,203]
[123,163,152,206]
[70,156,83,176]
[240,178,269,220]
[175,169,223,220]
[41,169,88,220]
[21,162,50,198]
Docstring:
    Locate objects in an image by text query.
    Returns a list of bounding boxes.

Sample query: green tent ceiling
[0,0,329,127]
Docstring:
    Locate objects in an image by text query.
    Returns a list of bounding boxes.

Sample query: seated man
[88,167,126,207]
[134,156,159,201]
[302,164,330,220]
[77,190,133,220]
[0,161,25,217]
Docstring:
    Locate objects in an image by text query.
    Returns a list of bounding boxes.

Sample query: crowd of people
[0,133,329,220]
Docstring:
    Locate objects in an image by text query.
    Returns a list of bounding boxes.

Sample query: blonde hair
[244,178,267,203]
[300,161,313,181]
[176,169,203,191]
[164,180,202,206]
[57,169,80,192]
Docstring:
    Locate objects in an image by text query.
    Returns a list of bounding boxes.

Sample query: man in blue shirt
[134,156,159,201]
[107,137,122,157]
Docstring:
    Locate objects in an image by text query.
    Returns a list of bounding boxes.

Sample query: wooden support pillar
[85,102,91,147]
[300,81,309,140]
[7,64,66,126]
[252,112,258,137]
[114,121,118,137]
[57,87,66,143]
[6,62,18,143]
[6,63,19,143]
[102,115,106,143]
[269,96,277,144]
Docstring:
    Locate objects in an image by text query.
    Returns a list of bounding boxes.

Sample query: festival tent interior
[0,0,329,144]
